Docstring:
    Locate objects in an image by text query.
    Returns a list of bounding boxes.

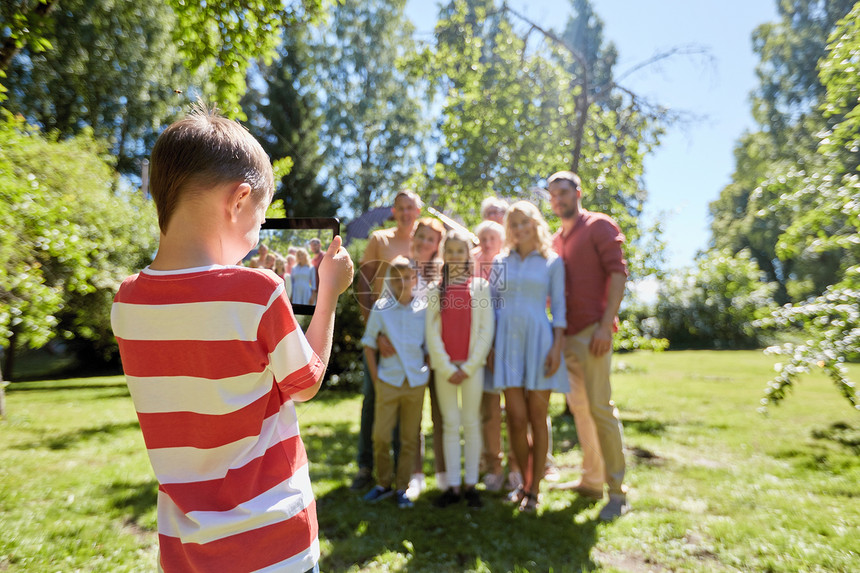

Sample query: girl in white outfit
[425,230,495,508]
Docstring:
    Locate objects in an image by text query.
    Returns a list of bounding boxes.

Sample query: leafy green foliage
[0,117,63,351]
[0,113,158,376]
[429,0,666,280]
[0,0,57,95]
[755,4,860,410]
[613,315,668,353]
[4,0,194,174]
[654,250,777,349]
[166,0,323,118]
[242,24,337,217]
[709,0,856,302]
[314,0,429,213]
[758,284,859,412]
[819,2,860,172]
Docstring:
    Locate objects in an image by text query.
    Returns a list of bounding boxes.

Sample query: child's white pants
[434,366,483,488]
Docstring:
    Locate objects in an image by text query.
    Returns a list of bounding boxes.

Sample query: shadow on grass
[317,484,600,572]
[11,420,140,451]
[105,479,159,531]
[6,379,129,394]
[812,421,860,453]
[623,417,667,436]
[303,420,363,483]
[306,413,601,571]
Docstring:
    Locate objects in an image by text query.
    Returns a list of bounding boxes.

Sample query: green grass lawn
[1,350,857,572]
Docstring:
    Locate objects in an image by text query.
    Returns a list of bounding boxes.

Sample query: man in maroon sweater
[548,170,630,521]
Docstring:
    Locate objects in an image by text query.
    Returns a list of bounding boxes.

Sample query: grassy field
[1,350,857,572]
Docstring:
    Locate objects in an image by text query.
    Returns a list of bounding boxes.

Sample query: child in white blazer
[425,230,495,508]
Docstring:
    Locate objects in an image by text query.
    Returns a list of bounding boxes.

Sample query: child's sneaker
[464,486,483,509]
[395,490,414,509]
[363,485,393,503]
[406,472,425,500]
[433,487,461,508]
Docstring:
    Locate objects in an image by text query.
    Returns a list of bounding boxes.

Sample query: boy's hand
[318,236,354,297]
[378,333,396,358]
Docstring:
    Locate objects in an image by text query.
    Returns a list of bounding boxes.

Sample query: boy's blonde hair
[149,102,274,233]
[386,255,415,279]
[504,200,555,258]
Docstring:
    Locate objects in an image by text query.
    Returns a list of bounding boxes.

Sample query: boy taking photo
[111,103,353,572]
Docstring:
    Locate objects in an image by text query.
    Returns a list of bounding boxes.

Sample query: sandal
[506,485,525,505]
[518,491,539,513]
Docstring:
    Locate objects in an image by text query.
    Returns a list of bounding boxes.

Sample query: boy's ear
[227,182,253,220]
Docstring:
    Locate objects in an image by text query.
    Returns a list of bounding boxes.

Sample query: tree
[819,3,860,175]
[4,0,193,174]
[0,113,158,379]
[757,3,860,411]
[166,0,324,118]
[242,26,337,217]
[709,0,856,303]
[0,0,57,76]
[314,0,429,213]
[430,0,672,280]
[2,0,325,118]
[431,0,569,203]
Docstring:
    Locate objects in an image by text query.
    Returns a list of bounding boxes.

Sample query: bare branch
[614,44,713,84]
[501,3,588,70]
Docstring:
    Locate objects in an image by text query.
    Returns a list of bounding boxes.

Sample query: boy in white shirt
[361,256,429,508]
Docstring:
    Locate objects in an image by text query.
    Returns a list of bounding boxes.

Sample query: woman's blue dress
[491,249,569,392]
[290,265,316,305]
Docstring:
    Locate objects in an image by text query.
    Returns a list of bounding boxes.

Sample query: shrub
[654,249,777,349]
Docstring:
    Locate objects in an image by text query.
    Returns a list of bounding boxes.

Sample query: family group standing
[246,238,324,305]
[350,174,630,521]
[110,104,629,573]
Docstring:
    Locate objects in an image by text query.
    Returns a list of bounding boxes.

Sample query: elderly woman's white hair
[480,196,509,220]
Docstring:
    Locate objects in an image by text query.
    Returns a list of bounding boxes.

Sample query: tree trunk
[359,139,373,213]
[0,354,7,419]
[3,327,18,383]
[570,79,589,173]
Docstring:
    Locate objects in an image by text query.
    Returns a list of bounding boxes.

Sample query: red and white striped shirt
[111,265,325,573]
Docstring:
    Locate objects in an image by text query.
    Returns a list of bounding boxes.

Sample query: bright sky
[405,0,779,270]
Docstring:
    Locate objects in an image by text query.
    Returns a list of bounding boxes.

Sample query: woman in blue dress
[491,200,568,512]
[290,248,317,305]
